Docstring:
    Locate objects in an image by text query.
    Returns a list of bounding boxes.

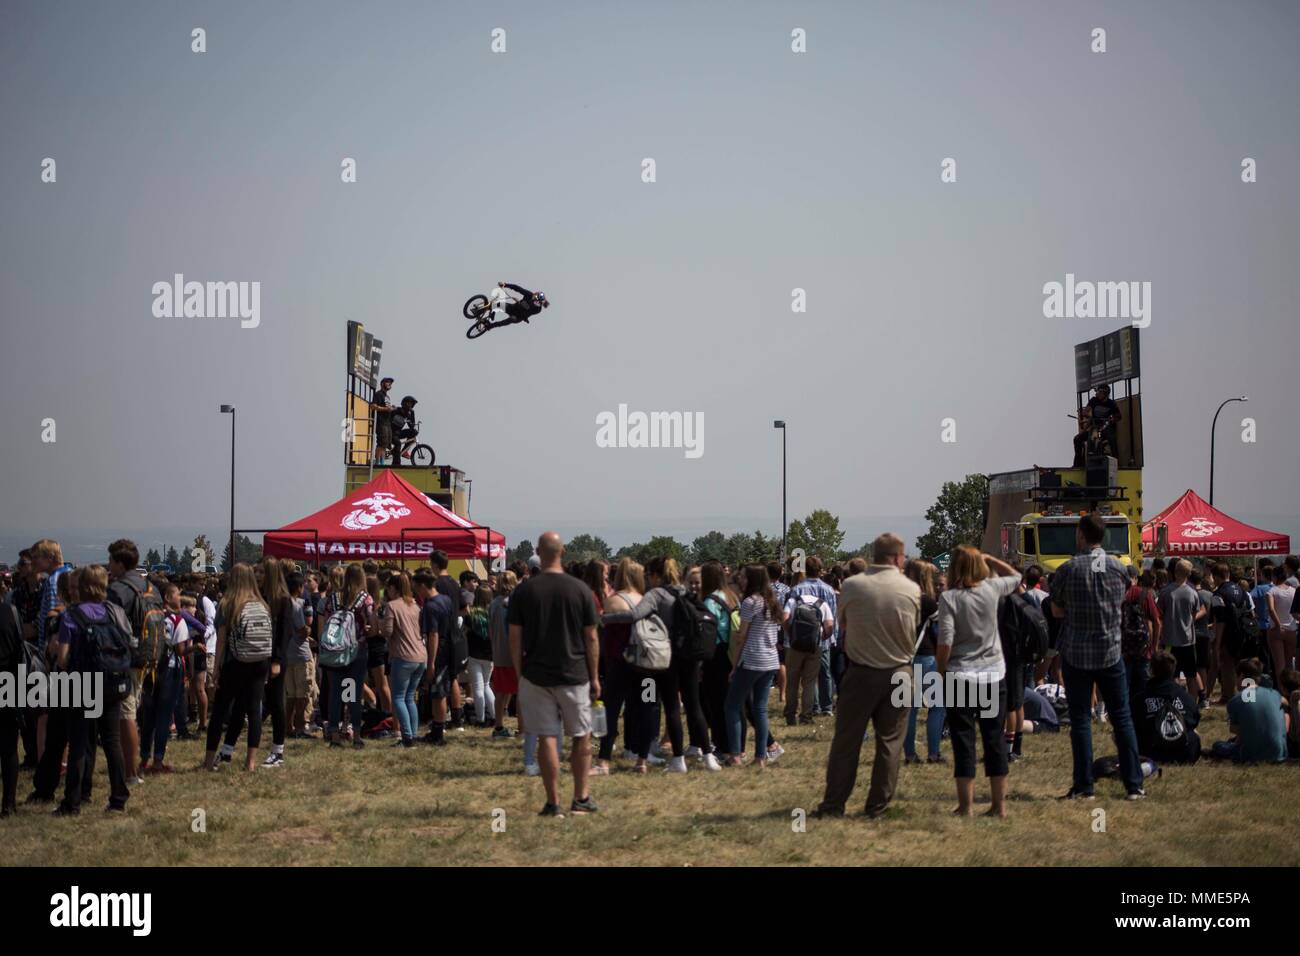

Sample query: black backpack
[665,587,720,663]
[788,596,825,654]
[67,605,133,706]
[1121,595,1151,660]
[999,593,1049,665]
[1220,584,1259,659]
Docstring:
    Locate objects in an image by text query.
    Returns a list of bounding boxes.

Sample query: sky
[1,0,1298,561]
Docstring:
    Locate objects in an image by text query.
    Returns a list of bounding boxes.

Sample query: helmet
[401,395,417,406]
[536,292,549,308]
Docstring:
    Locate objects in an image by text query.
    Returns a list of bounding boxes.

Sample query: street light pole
[1209,396,1247,507]
[774,421,787,563]
[220,405,236,568]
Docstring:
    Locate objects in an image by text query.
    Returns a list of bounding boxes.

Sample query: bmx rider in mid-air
[493,282,549,326]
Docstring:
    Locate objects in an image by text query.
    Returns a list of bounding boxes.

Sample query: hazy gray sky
[2,0,1298,557]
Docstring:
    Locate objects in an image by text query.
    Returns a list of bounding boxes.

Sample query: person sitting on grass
[1131,650,1201,764]
[1209,659,1289,764]
[1279,669,1300,759]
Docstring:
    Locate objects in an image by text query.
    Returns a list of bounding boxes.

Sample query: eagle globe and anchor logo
[1179,517,1224,539]
[341,492,411,531]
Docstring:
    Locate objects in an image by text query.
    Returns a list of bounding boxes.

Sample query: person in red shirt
[1122,569,1162,700]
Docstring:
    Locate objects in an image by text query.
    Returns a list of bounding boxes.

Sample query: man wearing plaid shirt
[1050,513,1146,800]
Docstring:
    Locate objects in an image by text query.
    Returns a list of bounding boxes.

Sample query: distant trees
[916,474,989,558]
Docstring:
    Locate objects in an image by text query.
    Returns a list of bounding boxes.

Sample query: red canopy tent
[1142,489,1290,557]
[263,470,505,563]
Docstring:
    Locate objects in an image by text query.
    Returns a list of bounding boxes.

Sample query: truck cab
[1002,509,1141,572]
[984,463,1149,570]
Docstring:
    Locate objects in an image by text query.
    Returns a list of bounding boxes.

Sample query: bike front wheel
[463,294,489,320]
[410,444,435,467]
[466,320,490,340]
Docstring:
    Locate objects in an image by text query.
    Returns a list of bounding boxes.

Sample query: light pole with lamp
[1209,396,1247,507]
[774,420,787,563]
[220,405,236,568]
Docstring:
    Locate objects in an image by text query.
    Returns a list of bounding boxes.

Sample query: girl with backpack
[722,565,785,768]
[595,558,648,774]
[465,586,496,727]
[700,561,737,771]
[203,563,273,772]
[323,564,375,749]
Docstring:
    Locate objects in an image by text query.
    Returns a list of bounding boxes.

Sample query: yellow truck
[981,464,1162,571]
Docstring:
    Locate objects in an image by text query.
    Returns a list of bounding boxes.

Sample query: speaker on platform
[1086,455,1117,490]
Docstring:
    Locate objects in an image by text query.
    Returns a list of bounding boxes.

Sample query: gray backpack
[232,601,273,662]
[619,592,671,673]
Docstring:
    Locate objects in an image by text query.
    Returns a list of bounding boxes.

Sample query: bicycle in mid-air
[463,286,528,339]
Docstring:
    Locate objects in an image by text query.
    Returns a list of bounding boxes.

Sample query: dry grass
[4,698,1294,867]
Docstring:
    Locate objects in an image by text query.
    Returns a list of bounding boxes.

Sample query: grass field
[4,697,1295,867]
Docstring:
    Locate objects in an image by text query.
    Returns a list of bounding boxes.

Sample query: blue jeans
[327,653,369,732]
[148,665,184,762]
[816,646,834,712]
[388,659,426,740]
[1061,657,1144,794]
[904,655,945,759]
[725,667,777,758]
[1123,656,1151,701]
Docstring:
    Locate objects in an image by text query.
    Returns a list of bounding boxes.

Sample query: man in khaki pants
[815,533,920,818]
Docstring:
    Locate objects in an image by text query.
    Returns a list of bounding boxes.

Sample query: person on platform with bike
[495,282,549,326]
[390,396,419,464]
[1085,384,1122,454]
[373,377,395,464]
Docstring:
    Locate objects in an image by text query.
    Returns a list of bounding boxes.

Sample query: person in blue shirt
[1210,659,1288,763]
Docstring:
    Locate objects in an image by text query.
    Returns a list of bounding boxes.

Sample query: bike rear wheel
[463,294,489,320]
[466,320,490,340]
[410,444,435,467]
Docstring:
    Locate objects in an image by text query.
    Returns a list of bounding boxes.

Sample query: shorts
[285,661,313,699]
[1005,663,1026,711]
[205,654,216,689]
[119,669,144,720]
[518,676,592,738]
[777,644,787,665]
[1170,644,1198,681]
[367,641,388,671]
[427,663,453,700]
[192,650,207,673]
[1195,634,1211,670]
[490,666,519,695]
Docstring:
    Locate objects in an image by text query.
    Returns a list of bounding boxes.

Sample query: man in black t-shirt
[507,532,599,817]
[1211,561,1251,703]
[1085,384,1122,454]
[372,377,395,464]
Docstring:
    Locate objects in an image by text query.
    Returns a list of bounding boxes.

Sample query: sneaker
[524,763,541,777]
[798,715,815,725]
[153,763,175,775]
[621,749,638,761]
[1058,788,1096,800]
[665,756,688,774]
[1126,789,1148,801]
[52,803,80,817]
[702,752,722,771]
[811,806,844,818]
[491,727,515,739]
[570,796,599,814]
[1007,752,1023,763]
[766,743,785,762]
[104,804,126,814]
[538,802,565,817]
[785,716,798,727]
[926,754,947,764]
[904,754,921,765]
[126,775,145,786]
[262,752,285,768]
[219,752,233,764]
[644,753,666,767]
[684,746,703,758]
